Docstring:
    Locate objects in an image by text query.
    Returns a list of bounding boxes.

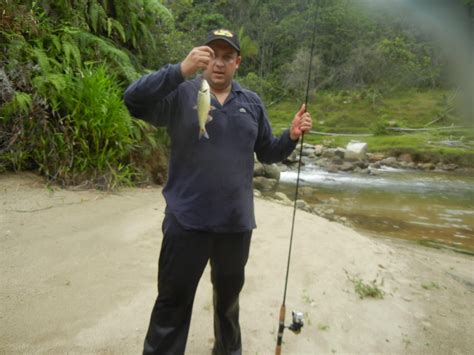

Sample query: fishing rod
[275,18,317,355]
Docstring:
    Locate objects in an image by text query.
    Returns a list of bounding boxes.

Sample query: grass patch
[421,281,440,290]
[267,89,473,165]
[344,269,385,299]
[317,323,330,331]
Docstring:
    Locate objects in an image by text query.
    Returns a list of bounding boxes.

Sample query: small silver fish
[195,78,213,139]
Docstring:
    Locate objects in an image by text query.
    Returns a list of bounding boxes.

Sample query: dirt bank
[1,172,473,354]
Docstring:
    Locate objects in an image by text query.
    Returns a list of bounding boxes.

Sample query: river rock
[353,160,369,169]
[301,144,316,157]
[345,141,368,161]
[399,161,416,169]
[335,148,346,158]
[339,162,355,172]
[284,150,299,164]
[314,144,324,156]
[273,192,292,205]
[331,156,344,165]
[254,161,265,177]
[253,177,278,192]
[398,153,413,163]
[297,186,320,201]
[418,162,435,170]
[327,164,339,173]
[441,163,458,171]
[296,199,311,212]
[327,197,339,204]
[322,148,337,158]
[300,156,312,165]
[380,156,399,168]
[263,163,280,180]
[367,153,385,163]
[315,157,329,167]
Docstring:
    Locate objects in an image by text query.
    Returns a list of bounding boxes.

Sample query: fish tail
[199,128,210,140]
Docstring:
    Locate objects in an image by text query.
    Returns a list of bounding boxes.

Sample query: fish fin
[206,114,213,123]
[210,105,216,111]
[193,105,197,110]
[199,128,210,140]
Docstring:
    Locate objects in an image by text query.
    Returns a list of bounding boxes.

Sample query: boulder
[254,161,265,177]
[273,192,292,205]
[418,162,435,170]
[327,164,339,173]
[353,160,369,169]
[284,150,299,164]
[339,162,355,172]
[380,156,399,168]
[399,161,416,169]
[253,177,278,192]
[302,148,316,158]
[295,199,312,212]
[398,153,413,163]
[345,141,368,161]
[314,144,324,156]
[367,153,385,162]
[322,148,337,158]
[442,163,458,171]
[262,163,281,180]
[335,148,346,158]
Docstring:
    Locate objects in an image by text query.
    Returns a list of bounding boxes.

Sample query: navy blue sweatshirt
[124,63,297,233]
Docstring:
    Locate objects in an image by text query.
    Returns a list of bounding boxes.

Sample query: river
[278,165,474,253]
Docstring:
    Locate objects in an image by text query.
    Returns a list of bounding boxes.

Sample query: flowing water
[278,165,474,253]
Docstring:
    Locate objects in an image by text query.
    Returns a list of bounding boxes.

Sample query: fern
[1,92,33,117]
[61,35,83,69]
[88,0,107,34]
[143,0,174,30]
[72,29,138,80]
[107,17,126,42]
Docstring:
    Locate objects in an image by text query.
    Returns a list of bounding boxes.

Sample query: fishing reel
[287,310,304,334]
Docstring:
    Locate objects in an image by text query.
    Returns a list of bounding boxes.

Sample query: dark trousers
[143,213,252,355]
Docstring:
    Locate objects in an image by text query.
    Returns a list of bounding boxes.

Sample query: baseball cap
[204,29,240,53]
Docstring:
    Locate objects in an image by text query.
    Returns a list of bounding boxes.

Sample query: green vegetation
[317,323,329,331]
[421,281,441,290]
[344,270,385,299]
[268,89,474,165]
[0,0,171,187]
[1,0,472,188]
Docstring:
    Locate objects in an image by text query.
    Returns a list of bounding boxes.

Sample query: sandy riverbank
[1,172,473,354]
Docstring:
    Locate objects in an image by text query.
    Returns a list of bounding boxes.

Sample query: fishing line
[275,17,317,355]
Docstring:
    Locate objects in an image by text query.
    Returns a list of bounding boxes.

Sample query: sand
[1,172,473,354]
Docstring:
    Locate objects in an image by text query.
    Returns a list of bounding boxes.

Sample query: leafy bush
[1,66,136,188]
[238,72,285,103]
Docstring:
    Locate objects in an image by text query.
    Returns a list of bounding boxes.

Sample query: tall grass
[1,66,136,188]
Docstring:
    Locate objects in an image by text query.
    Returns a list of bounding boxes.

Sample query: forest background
[1,0,473,189]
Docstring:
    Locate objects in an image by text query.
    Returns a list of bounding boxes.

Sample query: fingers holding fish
[181,46,215,77]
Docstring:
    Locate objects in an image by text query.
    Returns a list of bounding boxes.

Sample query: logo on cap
[214,29,233,38]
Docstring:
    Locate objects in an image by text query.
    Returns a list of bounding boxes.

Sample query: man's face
[203,40,241,91]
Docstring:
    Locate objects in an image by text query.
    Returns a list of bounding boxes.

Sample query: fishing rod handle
[275,304,286,355]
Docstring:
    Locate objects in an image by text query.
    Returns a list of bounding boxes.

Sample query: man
[124,29,312,355]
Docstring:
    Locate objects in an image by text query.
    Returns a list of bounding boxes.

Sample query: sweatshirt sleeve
[123,63,184,127]
[254,100,298,164]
